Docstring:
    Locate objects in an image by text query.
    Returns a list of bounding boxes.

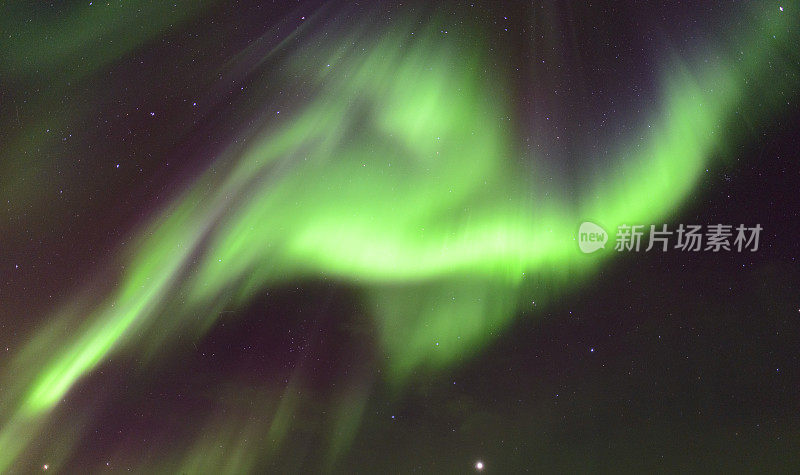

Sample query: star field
[1,1,799,472]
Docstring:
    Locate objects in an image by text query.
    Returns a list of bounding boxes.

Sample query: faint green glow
[0,2,797,472]
[0,1,214,80]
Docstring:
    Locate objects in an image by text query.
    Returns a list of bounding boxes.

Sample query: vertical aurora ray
[1,1,798,471]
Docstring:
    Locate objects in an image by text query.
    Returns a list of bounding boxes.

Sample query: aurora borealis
[2,1,800,472]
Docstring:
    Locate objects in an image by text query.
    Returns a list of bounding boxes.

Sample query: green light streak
[1,2,797,471]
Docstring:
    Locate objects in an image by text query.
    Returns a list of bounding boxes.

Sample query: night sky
[2,1,800,473]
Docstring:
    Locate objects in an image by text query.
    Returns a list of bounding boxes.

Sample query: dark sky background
[1,1,799,473]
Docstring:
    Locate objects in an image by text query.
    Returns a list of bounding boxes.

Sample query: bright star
[475,460,484,471]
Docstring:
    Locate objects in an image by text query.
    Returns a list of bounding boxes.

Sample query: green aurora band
[1,2,798,472]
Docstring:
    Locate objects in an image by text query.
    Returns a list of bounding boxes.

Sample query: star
[475,461,484,471]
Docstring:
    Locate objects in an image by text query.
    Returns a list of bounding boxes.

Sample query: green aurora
[1,2,798,472]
